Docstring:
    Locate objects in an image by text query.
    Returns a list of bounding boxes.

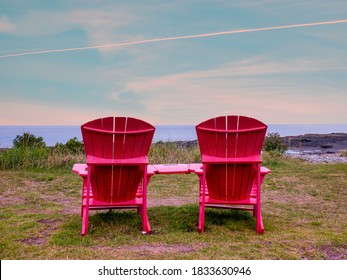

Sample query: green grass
[0,141,197,170]
[0,148,346,259]
[0,147,85,170]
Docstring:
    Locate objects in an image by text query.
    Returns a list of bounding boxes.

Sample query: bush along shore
[0,132,347,169]
[0,133,85,170]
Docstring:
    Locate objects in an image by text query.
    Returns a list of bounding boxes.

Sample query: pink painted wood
[152,164,190,174]
[195,115,270,234]
[76,116,155,236]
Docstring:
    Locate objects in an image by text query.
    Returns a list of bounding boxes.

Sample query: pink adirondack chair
[195,115,271,234]
[75,116,155,236]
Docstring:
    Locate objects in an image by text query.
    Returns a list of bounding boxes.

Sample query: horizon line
[1,123,347,126]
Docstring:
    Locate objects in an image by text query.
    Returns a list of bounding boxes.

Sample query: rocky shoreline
[281,133,347,164]
[171,133,347,164]
[285,152,347,164]
[281,133,347,153]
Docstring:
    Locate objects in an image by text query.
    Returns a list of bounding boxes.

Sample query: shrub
[13,132,46,148]
[149,141,200,164]
[54,137,84,154]
[65,137,84,154]
[0,136,85,170]
[263,132,288,154]
[12,132,46,148]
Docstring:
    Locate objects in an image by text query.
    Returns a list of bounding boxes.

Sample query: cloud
[126,56,346,91]
[66,9,136,47]
[123,57,347,124]
[0,15,15,33]
[107,90,146,111]
[2,7,136,54]
[229,0,347,14]
[0,101,97,125]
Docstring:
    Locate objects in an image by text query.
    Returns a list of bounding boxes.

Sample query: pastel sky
[1,0,347,125]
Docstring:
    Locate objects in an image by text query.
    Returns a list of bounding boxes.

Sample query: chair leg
[140,173,151,234]
[255,164,264,234]
[198,202,205,233]
[256,212,264,234]
[81,178,87,217]
[255,202,264,234]
[198,171,206,233]
[81,205,89,236]
[141,205,151,234]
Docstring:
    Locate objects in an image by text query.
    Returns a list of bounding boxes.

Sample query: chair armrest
[261,167,271,174]
[147,165,157,176]
[202,154,262,163]
[86,155,148,165]
[188,163,203,175]
[72,163,88,177]
[72,163,156,177]
[189,163,271,175]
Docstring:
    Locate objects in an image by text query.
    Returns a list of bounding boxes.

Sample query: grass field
[0,146,346,260]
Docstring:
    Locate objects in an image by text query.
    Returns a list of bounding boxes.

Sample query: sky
[1,0,347,125]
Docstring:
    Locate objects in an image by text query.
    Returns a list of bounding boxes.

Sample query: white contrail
[1,19,347,59]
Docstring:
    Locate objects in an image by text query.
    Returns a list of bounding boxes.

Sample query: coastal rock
[281,133,347,153]
[170,133,347,164]
[285,153,347,164]
[169,133,347,153]
[281,133,347,164]
[163,140,198,148]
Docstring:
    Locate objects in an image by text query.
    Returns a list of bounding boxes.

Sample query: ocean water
[1,124,347,148]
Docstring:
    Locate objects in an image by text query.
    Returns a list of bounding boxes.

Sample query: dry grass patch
[91,244,200,259]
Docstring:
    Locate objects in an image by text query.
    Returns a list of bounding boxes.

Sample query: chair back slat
[113,117,127,159]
